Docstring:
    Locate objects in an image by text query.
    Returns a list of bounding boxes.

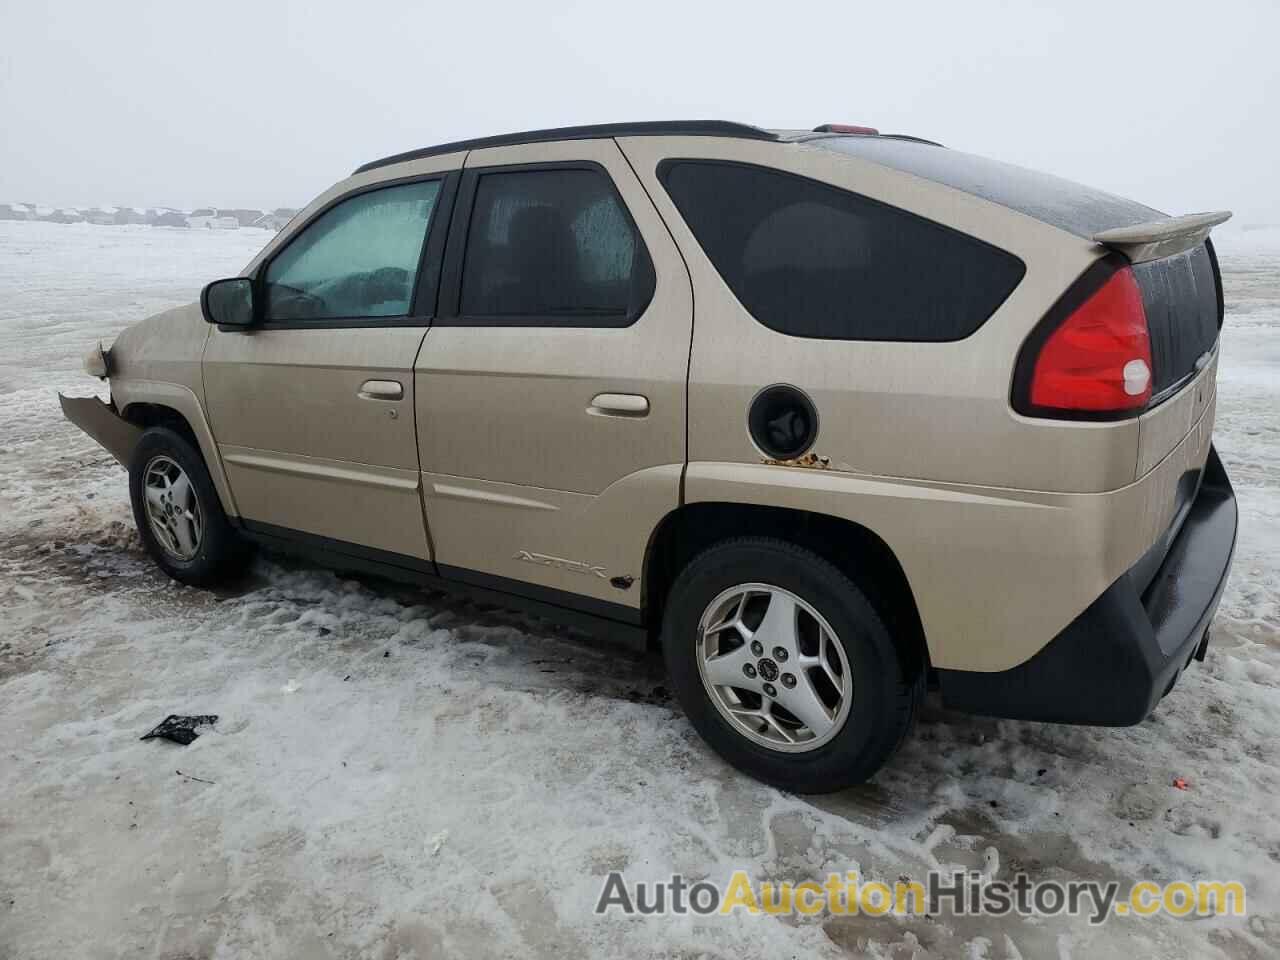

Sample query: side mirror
[201,277,255,327]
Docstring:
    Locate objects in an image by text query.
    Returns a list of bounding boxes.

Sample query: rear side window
[659,161,1025,342]
[458,167,654,326]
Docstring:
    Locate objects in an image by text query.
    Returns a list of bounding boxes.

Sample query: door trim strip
[429,482,559,511]
[222,448,420,491]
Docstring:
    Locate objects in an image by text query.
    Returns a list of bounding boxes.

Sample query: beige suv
[62,121,1237,792]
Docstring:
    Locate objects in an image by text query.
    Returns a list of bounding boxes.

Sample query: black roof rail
[353,120,778,174]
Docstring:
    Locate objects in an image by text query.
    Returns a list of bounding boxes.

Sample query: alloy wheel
[142,455,203,561]
[696,583,853,753]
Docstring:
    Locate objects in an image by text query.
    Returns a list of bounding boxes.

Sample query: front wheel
[128,426,250,587]
[661,538,922,793]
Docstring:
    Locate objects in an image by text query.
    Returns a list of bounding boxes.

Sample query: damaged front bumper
[936,446,1238,726]
[59,394,142,467]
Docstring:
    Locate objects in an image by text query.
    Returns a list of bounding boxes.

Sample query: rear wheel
[661,538,922,793]
[128,427,250,586]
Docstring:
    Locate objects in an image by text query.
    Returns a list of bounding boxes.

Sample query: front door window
[265,180,441,321]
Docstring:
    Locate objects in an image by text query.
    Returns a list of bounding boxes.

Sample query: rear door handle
[358,379,403,401]
[588,393,649,417]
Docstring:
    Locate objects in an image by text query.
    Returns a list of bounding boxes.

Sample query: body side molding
[223,449,421,491]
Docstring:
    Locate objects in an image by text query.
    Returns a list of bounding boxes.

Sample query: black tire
[128,426,250,587]
[661,538,923,793]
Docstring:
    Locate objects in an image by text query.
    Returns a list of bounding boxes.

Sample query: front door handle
[358,379,403,401]
[588,393,649,418]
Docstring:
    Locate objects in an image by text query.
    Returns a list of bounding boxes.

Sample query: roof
[353,120,778,174]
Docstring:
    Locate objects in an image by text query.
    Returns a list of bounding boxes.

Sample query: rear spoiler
[1093,211,1232,263]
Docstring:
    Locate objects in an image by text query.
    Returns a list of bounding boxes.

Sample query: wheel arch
[122,401,200,446]
[643,501,929,675]
[116,382,238,517]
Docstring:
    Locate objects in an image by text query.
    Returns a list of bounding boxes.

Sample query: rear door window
[456,167,654,326]
[659,161,1024,342]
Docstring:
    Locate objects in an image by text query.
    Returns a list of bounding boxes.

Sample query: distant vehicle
[149,210,190,228]
[84,208,118,226]
[41,207,83,224]
[251,209,297,232]
[113,207,150,226]
[186,209,239,230]
[62,120,1237,792]
[0,202,35,221]
[217,208,267,228]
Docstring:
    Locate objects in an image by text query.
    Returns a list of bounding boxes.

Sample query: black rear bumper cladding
[936,446,1237,726]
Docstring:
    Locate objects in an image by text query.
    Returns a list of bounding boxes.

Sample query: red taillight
[1026,266,1152,415]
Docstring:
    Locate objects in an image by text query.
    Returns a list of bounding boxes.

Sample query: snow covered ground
[1,220,1277,959]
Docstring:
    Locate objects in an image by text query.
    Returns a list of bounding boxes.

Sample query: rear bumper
[59,393,142,467]
[936,446,1237,725]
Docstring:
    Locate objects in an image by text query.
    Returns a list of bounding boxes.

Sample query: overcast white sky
[1,0,1277,221]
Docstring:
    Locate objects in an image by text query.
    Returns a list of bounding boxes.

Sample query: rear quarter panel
[622,135,1203,671]
[619,135,1135,494]
[683,392,1214,671]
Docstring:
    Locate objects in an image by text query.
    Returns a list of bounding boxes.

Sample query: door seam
[614,137,695,508]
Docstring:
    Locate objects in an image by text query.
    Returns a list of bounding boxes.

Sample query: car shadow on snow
[252,544,674,706]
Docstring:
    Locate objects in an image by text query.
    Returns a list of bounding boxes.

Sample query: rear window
[659,160,1025,342]
[813,136,1163,238]
[1135,242,1221,394]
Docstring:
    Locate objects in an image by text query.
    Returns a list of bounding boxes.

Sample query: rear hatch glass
[1132,243,1221,394]
[812,136,1163,237]
[813,136,1224,391]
